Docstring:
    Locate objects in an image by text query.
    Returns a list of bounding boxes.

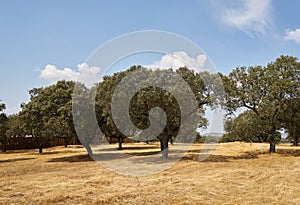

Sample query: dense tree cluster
[93,66,219,158]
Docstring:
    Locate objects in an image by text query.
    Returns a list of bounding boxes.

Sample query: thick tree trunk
[269,140,276,153]
[160,138,169,159]
[38,144,43,154]
[109,137,112,144]
[118,137,123,150]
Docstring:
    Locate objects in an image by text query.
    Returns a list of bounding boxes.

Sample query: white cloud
[40,64,78,83]
[284,29,300,44]
[146,51,207,73]
[222,0,273,37]
[41,52,206,87]
[77,63,101,87]
[40,63,101,87]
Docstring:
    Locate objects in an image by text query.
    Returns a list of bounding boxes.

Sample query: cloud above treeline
[40,63,101,87]
[40,65,78,82]
[145,51,207,73]
[39,51,208,86]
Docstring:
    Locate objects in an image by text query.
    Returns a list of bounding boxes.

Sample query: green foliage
[95,67,135,149]
[6,114,22,137]
[12,81,77,153]
[0,102,8,152]
[0,101,6,112]
[94,66,219,157]
[223,110,281,143]
[72,82,97,155]
[0,113,8,138]
[280,96,300,145]
[220,133,237,143]
[196,135,220,143]
[221,55,300,152]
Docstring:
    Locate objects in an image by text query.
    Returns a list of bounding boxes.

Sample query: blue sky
[1,0,300,115]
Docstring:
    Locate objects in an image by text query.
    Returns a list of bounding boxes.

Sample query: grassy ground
[0,142,300,205]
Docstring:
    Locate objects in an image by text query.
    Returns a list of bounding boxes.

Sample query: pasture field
[0,142,300,204]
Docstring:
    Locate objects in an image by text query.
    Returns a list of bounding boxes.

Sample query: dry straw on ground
[0,142,300,205]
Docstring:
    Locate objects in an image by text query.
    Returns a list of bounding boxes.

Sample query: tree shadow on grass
[46,151,154,163]
[182,148,300,162]
[127,150,161,156]
[93,145,160,152]
[46,146,300,163]
[47,154,94,163]
[46,150,163,163]
[0,157,35,163]
[36,150,81,155]
[275,149,300,157]
[181,151,259,162]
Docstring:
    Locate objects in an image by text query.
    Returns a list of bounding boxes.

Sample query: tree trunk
[293,136,299,146]
[109,137,112,144]
[160,138,169,159]
[2,140,6,153]
[118,137,123,150]
[269,140,276,153]
[64,138,68,148]
[38,144,43,154]
[268,126,277,153]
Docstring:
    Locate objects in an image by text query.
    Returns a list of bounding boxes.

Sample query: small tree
[224,110,280,143]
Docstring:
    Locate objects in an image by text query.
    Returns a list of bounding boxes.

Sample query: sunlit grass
[0,142,299,204]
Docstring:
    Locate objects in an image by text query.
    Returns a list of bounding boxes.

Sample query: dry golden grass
[1,142,300,205]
